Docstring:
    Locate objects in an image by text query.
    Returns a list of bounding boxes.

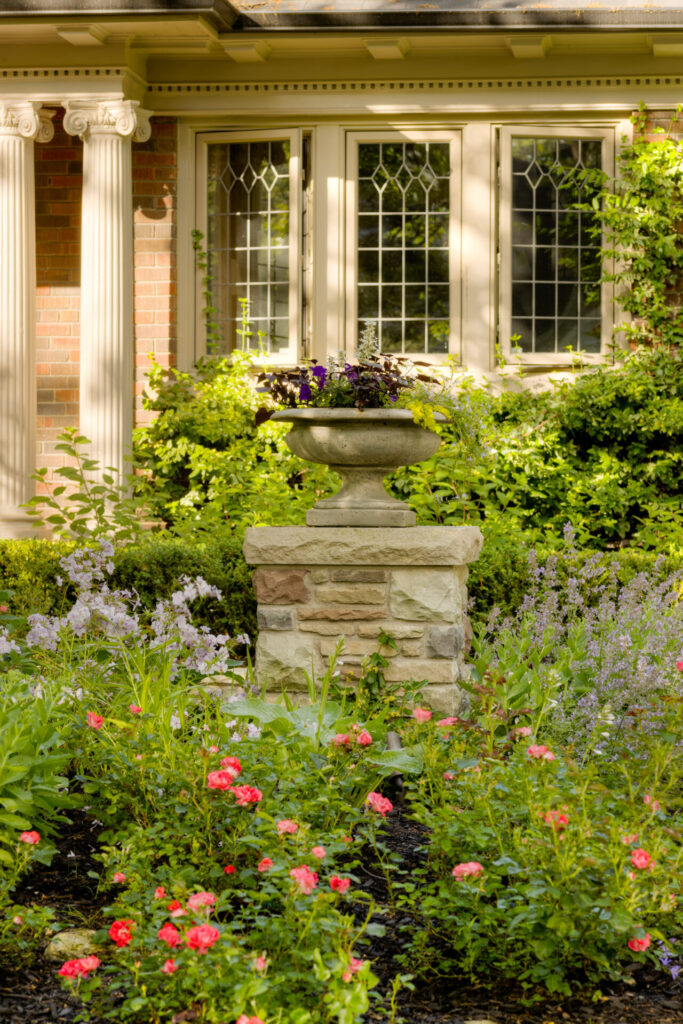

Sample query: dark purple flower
[299,382,313,402]
[311,365,327,389]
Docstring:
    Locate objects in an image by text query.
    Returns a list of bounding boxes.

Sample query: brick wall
[133,116,177,428]
[32,112,178,489]
[34,108,82,491]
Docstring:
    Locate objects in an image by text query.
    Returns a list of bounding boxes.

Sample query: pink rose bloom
[13,916,22,925]
[311,846,326,859]
[158,923,181,948]
[356,729,372,747]
[512,725,533,738]
[161,959,178,974]
[129,704,142,714]
[452,861,484,880]
[186,891,217,912]
[208,745,219,754]
[207,770,234,791]
[59,956,100,979]
[332,733,351,746]
[109,919,134,947]
[412,708,432,723]
[253,956,267,971]
[342,957,364,982]
[621,834,638,846]
[343,835,352,844]
[232,785,263,806]
[330,876,350,893]
[527,744,555,761]
[289,865,318,894]
[224,864,235,875]
[366,791,393,816]
[19,830,40,845]
[543,810,569,832]
[443,772,454,781]
[257,857,273,872]
[167,900,186,918]
[154,886,166,899]
[644,794,661,812]
[113,872,126,884]
[630,848,652,870]
[86,711,104,730]
[236,1017,266,1024]
[628,933,651,952]
[276,819,298,835]
[676,660,683,671]
[437,717,457,728]
[220,755,242,776]
[185,923,220,953]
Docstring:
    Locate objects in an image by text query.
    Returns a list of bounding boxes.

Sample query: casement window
[345,131,461,358]
[197,130,304,362]
[499,126,615,364]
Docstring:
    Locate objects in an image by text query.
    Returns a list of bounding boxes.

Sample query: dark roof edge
[234,11,683,30]
[0,0,240,31]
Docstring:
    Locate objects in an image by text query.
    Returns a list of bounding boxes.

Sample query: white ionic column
[0,102,54,538]
[63,100,151,480]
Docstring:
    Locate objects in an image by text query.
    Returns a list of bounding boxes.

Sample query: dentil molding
[0,101,54,142]
[63,99,152,141]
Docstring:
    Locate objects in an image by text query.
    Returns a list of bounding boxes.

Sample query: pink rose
[186,891,216,912]
[437,717,457,728]
[154,886,166,899]
[253,956,267,971]
[161,959,178,974]
[208,745,219,754]
[276,819,298,835]
[342,956,364,982]
[630,848,651,870]
[356,729,372,747]
[621,834,638,846]
[168,900,186,918]
[232,785,263,806]
[527,744,555,761]
[112,872,126,884]
[366,791,393,816]
[644,794,661,812]
[628,933,651,952]
[289,865,318,894]
[185,923,220,953]
[19,831,40,845]
[676,660,683,671]
[257,857,273,873]
[311,846,326,859]
[236,1017,266,1024]
[512,725,533,738]
[224,864,235,875]
[330,876,350,893]
[0,604,9,614]
[59,956,100,979]
[86,711,104,730]
[158,923,181,948]
[543,810,569,832]
[12,916,22,925]
[129,704,142,714]
[412,708,432,723]
[109,919,134,947]
[220,755,242,776]
[332,733,351,746]
[207,770,234,791]
[443,772,454,781]
[452,861,484,880]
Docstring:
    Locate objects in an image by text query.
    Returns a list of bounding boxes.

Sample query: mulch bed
[1,809,680,1024]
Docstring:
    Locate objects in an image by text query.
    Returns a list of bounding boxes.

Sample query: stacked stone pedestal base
[243,526,483,716]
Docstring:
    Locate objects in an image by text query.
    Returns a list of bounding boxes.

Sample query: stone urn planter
[272,407,446,526]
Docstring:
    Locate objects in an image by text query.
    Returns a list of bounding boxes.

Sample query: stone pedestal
[243,525,483,714]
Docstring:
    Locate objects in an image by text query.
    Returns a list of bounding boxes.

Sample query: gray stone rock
[427,624,465,658]
[257,607,295,630]
[45,929,100,961]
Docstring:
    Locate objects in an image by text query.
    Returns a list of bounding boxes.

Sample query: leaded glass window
[510,137,602,355]
[356,141,451,354]
[206,138,294,355]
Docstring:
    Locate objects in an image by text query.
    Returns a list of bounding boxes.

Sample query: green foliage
[581,104,683,351]
[132,352,337,533]
[24,429,148,545]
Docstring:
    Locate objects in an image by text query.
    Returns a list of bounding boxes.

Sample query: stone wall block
[399,639,423,657]
[423,683,470,717]
[357,622,424,639]
[316,583,386,605]
[299,606,385,621]
[257,607,295,631]
[298,621,359,636]
[320,637,397,660]
[310,568,333,584]
[390,569,460,622]
[253,569,310,604]
[256,632,321,692]
[427,625,465,659]
[381,657,459,685]
[331,568,387,583]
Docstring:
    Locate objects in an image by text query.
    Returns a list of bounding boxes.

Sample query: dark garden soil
[0,808,680,1024]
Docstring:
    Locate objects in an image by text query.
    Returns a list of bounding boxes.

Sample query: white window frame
[499,124,616,367]
[195,128,303,365]
[345,129,462,363]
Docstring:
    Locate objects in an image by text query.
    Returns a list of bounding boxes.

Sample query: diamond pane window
[357,141,451,354]
[206,139,294,354]
[510,137,602,355]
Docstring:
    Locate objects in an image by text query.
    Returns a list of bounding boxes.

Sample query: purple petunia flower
[311,365,327,389]
[299,382,313,402]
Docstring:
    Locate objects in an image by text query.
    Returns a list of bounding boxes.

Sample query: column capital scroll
[63,100,152,143]
[0,102,55,142]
